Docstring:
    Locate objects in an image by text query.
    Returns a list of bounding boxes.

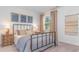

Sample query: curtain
[40,14,44,32]
[50,11,57,32]
[50,10,58,45]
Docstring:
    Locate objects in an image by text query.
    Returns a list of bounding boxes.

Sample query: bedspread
[16,36,31,52]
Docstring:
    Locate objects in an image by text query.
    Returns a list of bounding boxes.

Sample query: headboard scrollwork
[13,24,33,36]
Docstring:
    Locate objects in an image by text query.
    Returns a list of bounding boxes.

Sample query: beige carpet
[0,42,79,52]
[0,45,17,52]
[44,42,79,52]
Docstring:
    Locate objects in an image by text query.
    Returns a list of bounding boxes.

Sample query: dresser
[2,33,14,47]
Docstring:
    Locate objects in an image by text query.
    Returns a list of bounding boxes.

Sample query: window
[44,16,50,32]
[65,15,78,35]
[11,12,33,30]
[21,15,26,23]
[11,13,19,22]
[28,16,33,23]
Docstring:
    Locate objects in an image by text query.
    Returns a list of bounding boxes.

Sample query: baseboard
[59,40,79,46]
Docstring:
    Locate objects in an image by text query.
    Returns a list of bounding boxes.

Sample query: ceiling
[19,6,56,13]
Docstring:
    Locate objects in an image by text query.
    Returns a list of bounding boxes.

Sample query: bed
[13,24,57,52]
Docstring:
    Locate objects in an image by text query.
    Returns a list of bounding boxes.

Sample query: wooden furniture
[2,33,14,47]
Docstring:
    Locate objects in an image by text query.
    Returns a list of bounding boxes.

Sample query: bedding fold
[16,36,30,52]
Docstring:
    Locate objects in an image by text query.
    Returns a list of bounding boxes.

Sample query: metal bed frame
[13,24,57,52]
[31,32,56,52]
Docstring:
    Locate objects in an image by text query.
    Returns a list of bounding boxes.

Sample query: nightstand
[2,34,14,47]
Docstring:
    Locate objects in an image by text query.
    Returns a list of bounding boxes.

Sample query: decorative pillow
[15,30,33,36]
[16,30,25,35]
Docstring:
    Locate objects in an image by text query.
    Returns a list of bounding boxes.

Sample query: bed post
[30,35,32,52]
[13,24,14,44]
[54,32,56,46]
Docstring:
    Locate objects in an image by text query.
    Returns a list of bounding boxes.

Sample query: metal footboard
[31,32,56,52]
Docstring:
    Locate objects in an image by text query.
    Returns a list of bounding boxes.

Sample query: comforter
[15,34,54,52]
[16,36,31,52]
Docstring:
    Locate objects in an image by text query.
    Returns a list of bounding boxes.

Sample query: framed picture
[11,13,19,22]
[20,15,26,23]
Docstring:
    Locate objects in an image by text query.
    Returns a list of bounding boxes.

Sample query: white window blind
[65,15,78,35]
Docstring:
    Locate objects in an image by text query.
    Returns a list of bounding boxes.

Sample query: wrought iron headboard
[13,24,33,34]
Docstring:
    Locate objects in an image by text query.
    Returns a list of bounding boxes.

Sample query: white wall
[57,6,79,46]
[0,6,40,45]
[0,6,40,26]
[41,6,79,46]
